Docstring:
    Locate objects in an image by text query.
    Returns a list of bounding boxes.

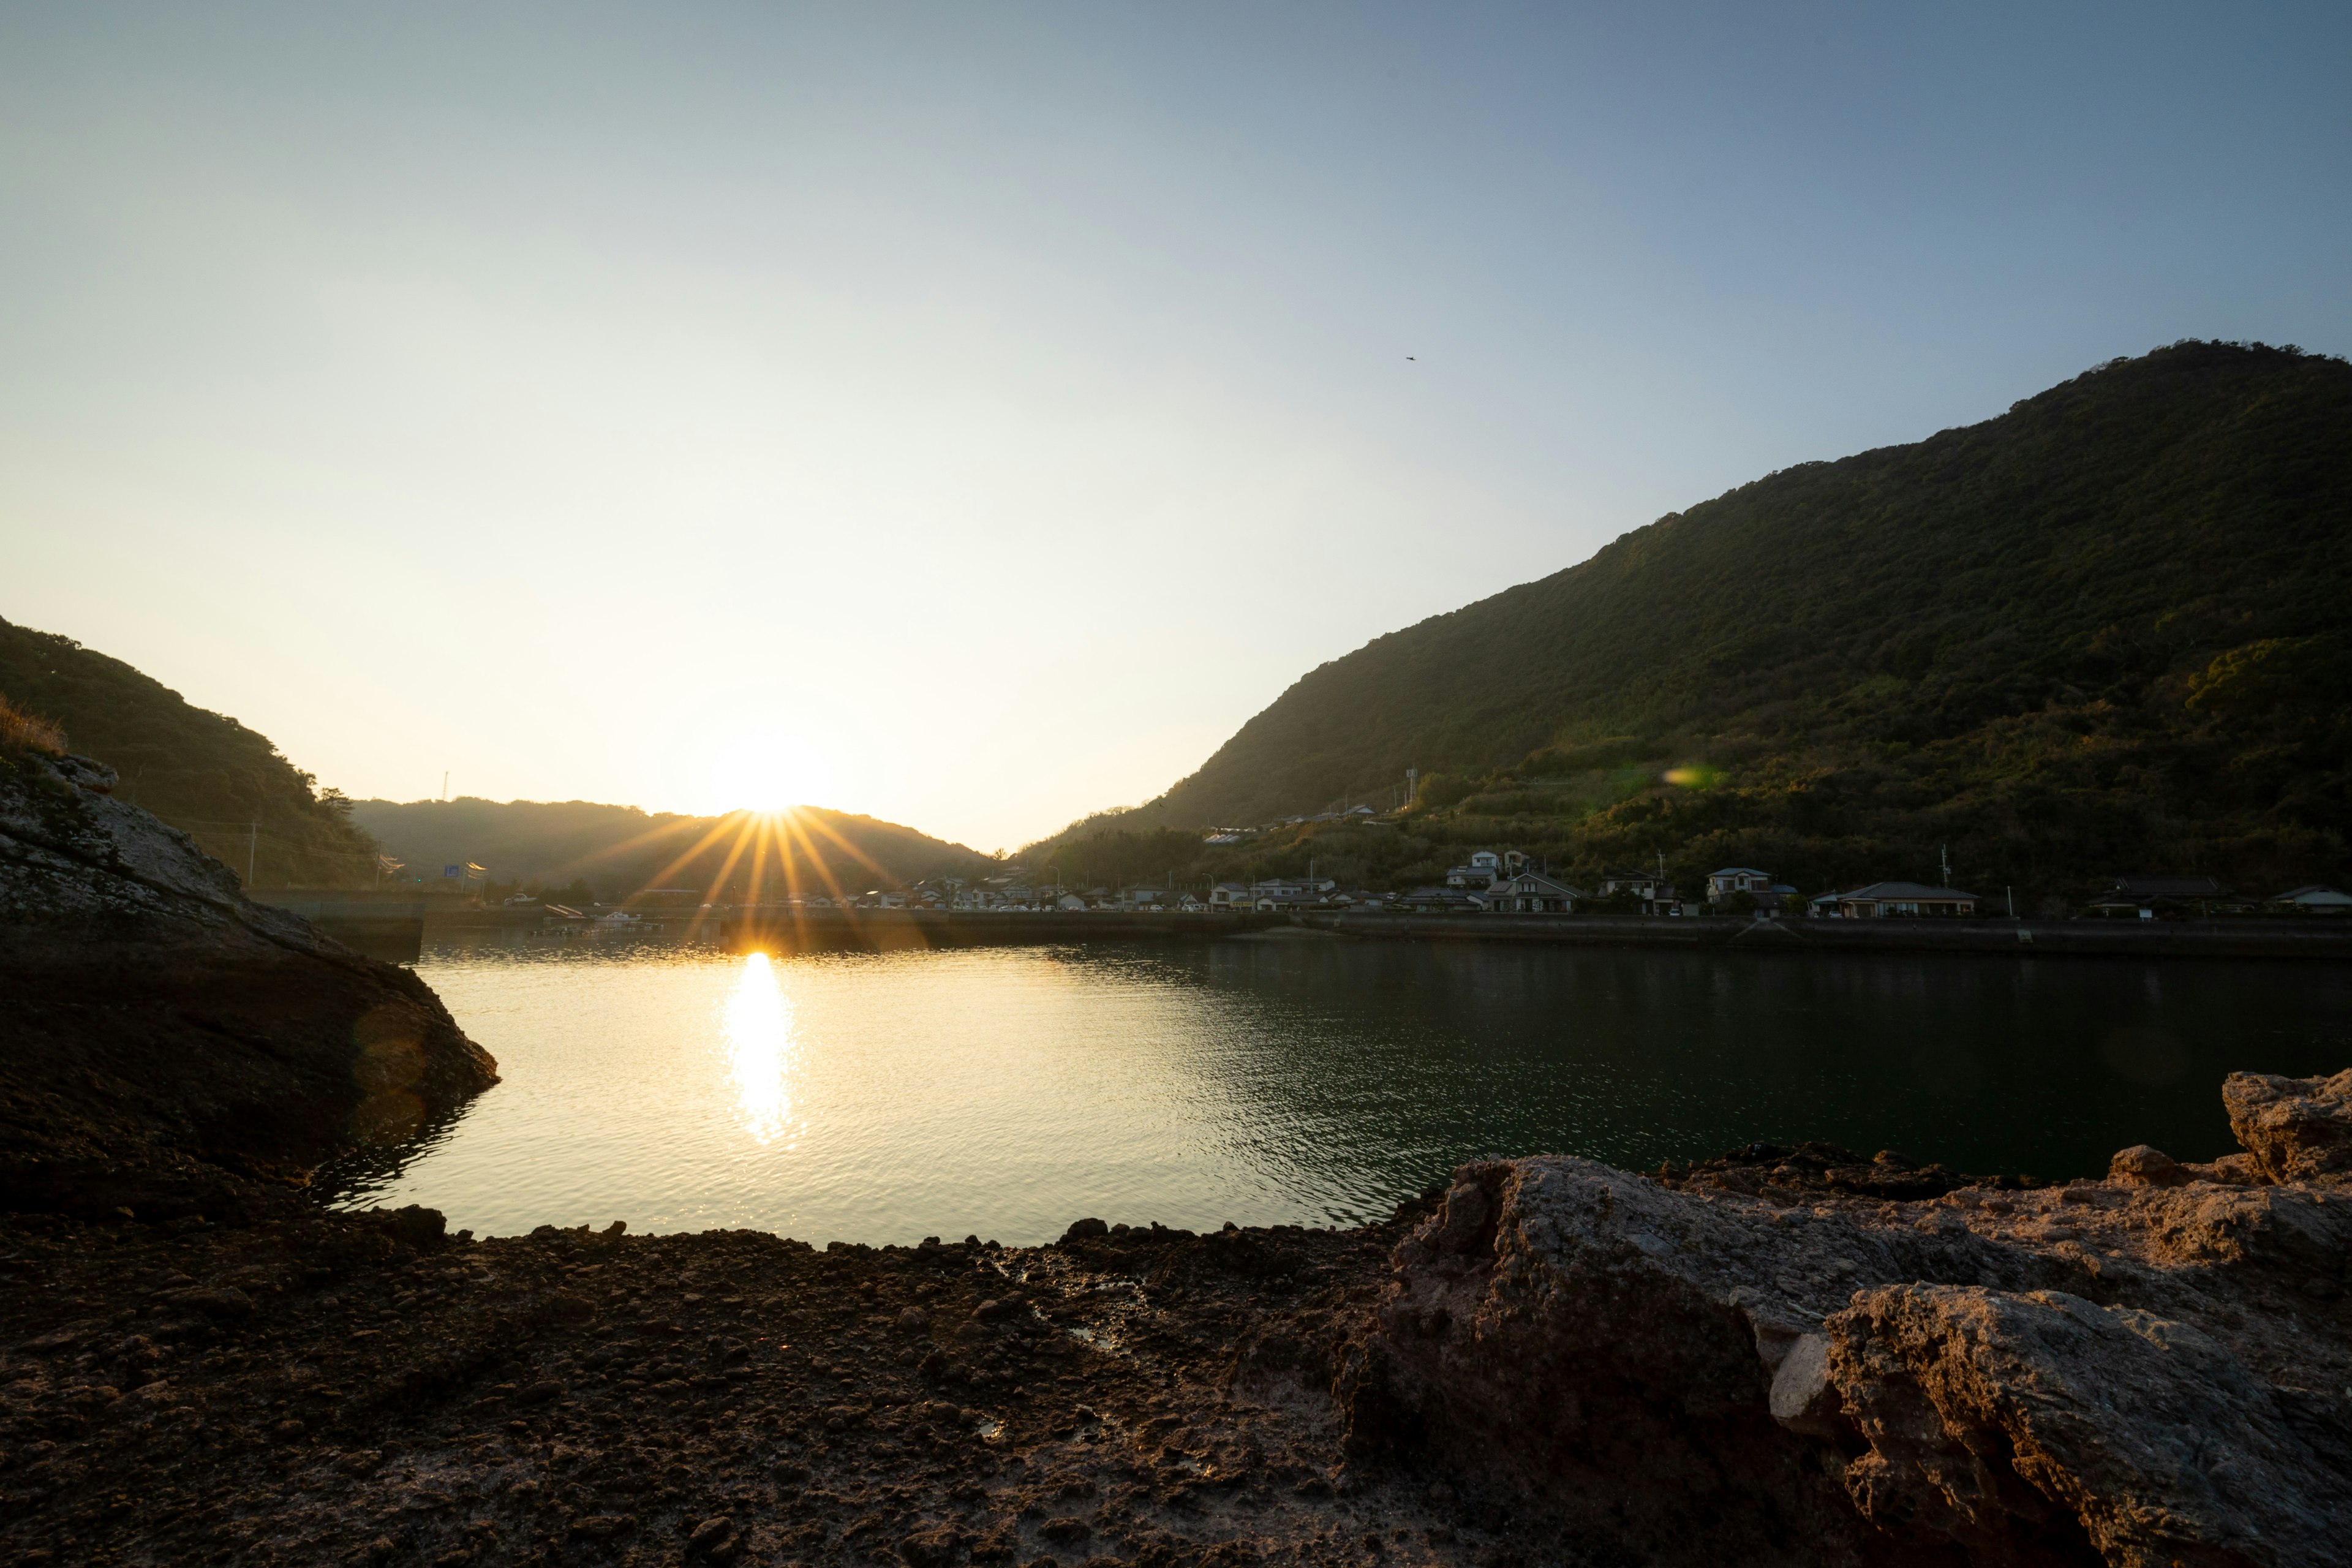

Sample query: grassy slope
[350,796,990,902]
[1038,344,2352,899]
[0,617,380,885]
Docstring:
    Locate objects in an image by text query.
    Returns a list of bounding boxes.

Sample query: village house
[2272,884,2352,914]
[1444,849,1527,889]
[1599,868,1680,914]
[1823,881,1979,918]
[1251,876,1336,902]
[1705,867,1796,910]
[1485,870,1582,914]
[1396,886,1484,913]
[2085,875,2229,919]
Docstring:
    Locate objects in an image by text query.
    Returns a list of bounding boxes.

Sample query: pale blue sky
[4,3,2346,848]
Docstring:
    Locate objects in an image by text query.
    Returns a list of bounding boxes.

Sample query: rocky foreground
[4,747,2350,1566]
[4,1071,2347,1568]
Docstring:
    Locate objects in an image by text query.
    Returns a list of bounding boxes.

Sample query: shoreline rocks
[0,748,497,1220]
[1341,1071,2352,1566]
[1,1075,2345,1567]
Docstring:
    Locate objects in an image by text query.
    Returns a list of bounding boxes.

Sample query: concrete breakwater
[1304,909,2352,960]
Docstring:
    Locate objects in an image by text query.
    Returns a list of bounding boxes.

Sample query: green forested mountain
[0,617,381,885]
[1046,343,2352,900]
[351,797,990,903]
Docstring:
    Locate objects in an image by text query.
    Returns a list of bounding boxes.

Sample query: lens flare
[723,952,799,1145]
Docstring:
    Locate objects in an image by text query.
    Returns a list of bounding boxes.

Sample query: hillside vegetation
[352,797,990,904]
[1037,343,2352,902]
[0,617,382,886]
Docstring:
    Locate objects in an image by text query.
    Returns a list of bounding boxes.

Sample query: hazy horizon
[6,4,2348,850]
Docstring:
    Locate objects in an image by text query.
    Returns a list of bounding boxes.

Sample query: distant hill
[0,617,381,886]
[1039,342,2352,901]
[351,797,991,903]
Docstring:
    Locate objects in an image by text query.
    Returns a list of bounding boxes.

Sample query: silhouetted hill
[0,617,381,886]
[1047,342,2352,899]
[350,797,990,903]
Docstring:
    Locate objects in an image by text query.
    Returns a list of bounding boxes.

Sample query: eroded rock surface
[0,748,497,1218]
[1830,1284,2342,1567]
[1345,1086,2352,1567]
[2225,1069,2352,1184]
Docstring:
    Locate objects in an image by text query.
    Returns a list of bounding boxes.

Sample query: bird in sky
[1406,356,1415,361]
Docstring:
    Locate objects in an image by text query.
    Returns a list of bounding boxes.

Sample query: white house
[2272,885,2352,913]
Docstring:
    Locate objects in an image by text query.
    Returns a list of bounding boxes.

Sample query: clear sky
[4,4,2346,851]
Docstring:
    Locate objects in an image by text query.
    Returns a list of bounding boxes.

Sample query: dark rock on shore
[1345,1070,2352,1566]
[0,748,497,1219]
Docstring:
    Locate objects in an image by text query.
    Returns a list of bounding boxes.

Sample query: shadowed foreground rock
[0,747,497,1218]
[1343,1071,2352,1567]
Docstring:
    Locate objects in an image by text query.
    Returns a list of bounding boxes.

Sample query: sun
[706,731,834,815]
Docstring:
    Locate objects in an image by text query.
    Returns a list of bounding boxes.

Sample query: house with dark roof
[1823,881,1979,918]
[2087,875,2230,919]
[1486,870,1582,914]
[1396,886,1485,914]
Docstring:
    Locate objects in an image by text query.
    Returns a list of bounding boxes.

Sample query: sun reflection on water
[723,952,799,1146]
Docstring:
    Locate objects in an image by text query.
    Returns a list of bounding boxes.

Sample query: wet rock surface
[0,749,497,1218]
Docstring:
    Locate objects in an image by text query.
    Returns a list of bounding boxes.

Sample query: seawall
[1303,909,2352,959]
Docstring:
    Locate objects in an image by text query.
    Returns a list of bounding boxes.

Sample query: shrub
[0,691,65,755]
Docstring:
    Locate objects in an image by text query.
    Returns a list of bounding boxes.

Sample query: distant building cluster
[499,857,2350,925]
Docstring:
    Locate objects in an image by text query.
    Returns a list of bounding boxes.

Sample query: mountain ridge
[1030,341,2352,898]
[350,795,988,902]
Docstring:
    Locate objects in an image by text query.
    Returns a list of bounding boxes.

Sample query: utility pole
[1940,843,1952,888]
[442,771,449,802]
[246,823,257,887]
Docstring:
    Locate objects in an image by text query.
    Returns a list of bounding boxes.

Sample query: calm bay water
[326,931,2351,1245]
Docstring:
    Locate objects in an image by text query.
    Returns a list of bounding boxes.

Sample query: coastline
[9,1082,2348,1568]
[364,907,2352,963]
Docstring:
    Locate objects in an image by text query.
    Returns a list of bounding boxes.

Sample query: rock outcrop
[1343,1080,2352,1566]
[2225,1069,2352,1184]
[0,748,497,1218]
